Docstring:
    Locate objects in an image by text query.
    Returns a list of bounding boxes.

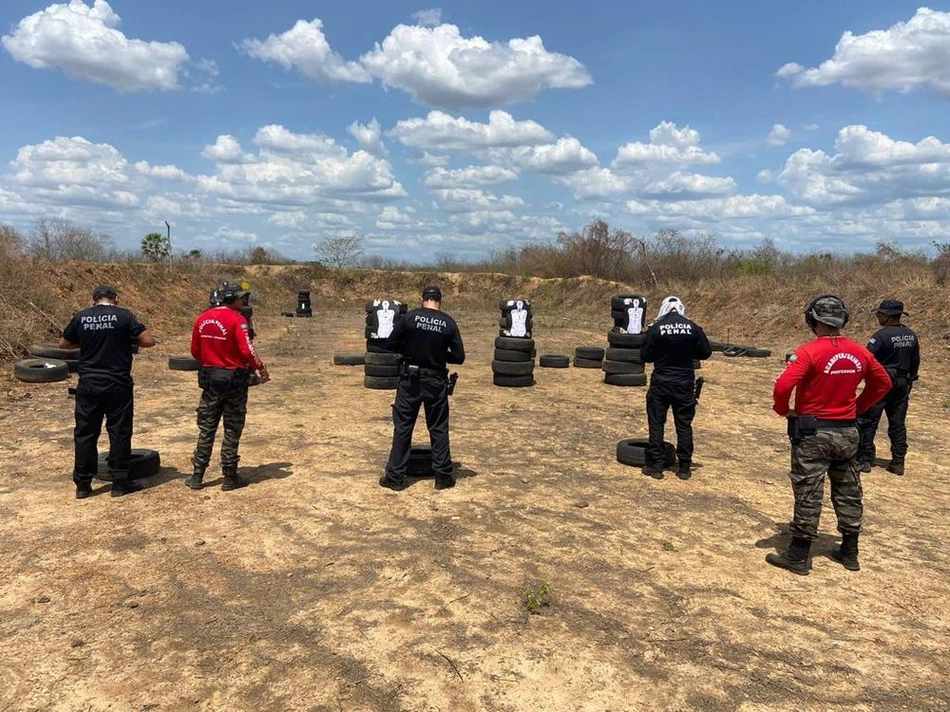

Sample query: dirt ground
[1,307,948,712]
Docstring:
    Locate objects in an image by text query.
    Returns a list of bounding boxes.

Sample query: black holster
[199,366,249,393]
[787,414,817,444]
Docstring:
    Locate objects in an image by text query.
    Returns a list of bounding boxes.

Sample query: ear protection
[805,294,850,329]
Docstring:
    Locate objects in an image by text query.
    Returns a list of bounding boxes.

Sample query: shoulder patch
[788,354,798,362]
[868,338,876,344]
[240,323,249,330]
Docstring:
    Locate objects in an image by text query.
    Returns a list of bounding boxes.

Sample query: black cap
[422,285,442,302]
[875,299,907,316]
[92,285,117,301]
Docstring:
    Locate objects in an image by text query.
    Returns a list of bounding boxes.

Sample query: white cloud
[1,0,189,92]
[12,135,129,187]
[376,205,420,229]
[432,188,525,212]
[612,122,720,167]
[423,165,519,188]
[411,9,442,27]
[557,167,632,200]
[239,18,372,83]
[625,194,814,221]
[254,124,340,156]
[348,119,387,156]
[391,110,553,152]
[767,123,792,147]
[359,23,591,108]
[134,161,192,182]
[511,137,598,174]
[202,135,246,163]
[776,7,950,98]
[641,171,736,200]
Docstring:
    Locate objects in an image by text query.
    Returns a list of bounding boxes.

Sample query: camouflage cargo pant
[192,383,248,472]
[788,427,863,540]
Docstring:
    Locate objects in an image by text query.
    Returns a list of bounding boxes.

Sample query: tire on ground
[364,363,400,377]
[493,348,532,362]
[364,351,401,366]
[14,358,69,383]
[605,347,642,363]
[492,373,534,387]
[494,336,534,352]
[364,375,399,389]
[744,347,771,358]
[96,448,161,482]
[574,346,604,361]
[491,360,535,376]
[604,372,647,386]
[616,439,676,467]
[538,354,569,368]
[168,356,200,371]
[29,343,79,360]
[607,331,646,348]
[333,354,365,365]
[573,357,603,369]
[602,359,645,375]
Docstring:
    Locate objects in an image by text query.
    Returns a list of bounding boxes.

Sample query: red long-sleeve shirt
[773,335,891,420]
[191,306,264,371]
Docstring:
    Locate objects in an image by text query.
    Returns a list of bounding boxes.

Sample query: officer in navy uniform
[640,296,712,480]
[856,299,921,476]
[380,286,465,491]
[59,286,157,498]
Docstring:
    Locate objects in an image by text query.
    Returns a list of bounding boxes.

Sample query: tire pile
[493,299,535,387]
[364,298,406,390]
[603,294,648,387]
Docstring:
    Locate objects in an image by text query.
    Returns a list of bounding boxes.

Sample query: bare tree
[313,234,363,269]
[555,220,636,279]
[0,224,24,260]
[28,218,111,261]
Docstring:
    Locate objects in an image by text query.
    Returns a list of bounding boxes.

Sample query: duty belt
[401,363,447,379]
[815,419,856,428]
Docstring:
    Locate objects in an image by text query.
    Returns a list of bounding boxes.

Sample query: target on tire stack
[604,294,648,387]
[494,299,535,387]
[363,298,406,389]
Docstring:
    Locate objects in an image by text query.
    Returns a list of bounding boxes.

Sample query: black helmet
[805,295,849,329]
[213,282,248,305]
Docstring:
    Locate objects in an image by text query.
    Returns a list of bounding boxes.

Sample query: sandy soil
[1,308,948,712]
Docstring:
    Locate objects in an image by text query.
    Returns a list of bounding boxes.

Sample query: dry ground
[1,308,948,712]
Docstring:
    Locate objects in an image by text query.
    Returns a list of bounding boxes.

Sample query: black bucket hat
[875,299,908,316]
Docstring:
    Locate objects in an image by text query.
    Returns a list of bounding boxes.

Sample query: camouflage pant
[192,384,248,472]
[788,427,863,540]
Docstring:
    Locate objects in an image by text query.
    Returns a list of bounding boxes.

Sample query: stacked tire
[493,336,535,388]
[573,346,604,369]
[364,298,407,390]
[604,294,648,387]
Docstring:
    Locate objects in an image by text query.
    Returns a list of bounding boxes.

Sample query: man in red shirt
[769,295,891,575]
[187,283,270,491]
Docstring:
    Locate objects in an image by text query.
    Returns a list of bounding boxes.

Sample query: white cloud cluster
[777,7,950,98]
[423,165,519,188]
[411,9,443,28]
[511,137,598,174]
[767,124,792,147]
[348,119,387,156]
[1,0,189,92]
[612,122,720,168]
[391,110,553,151]
[240,19,590,108]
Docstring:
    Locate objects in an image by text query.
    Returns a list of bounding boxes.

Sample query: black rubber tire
[333,354,365,366]
[602,360,645,375]
[364,351,402,366]
[493,374,534,387]
[494,336,534,352]
[365,339,391,353]
[539,354,570,368]
[616,439,676,467]
[493,348,532,362]
[14,358,69,383]
[96,448,161,482]
[605,347,642,363]
[604,372,647,386]
[722,346,747,358]
[364,375,399,389]
[168,356,200,371]
[573,357,603,369]
[281,311,295,317]
[612,317,628,328]
[29,343,79,360]
[492,360,535,376]
[607,330,646,347]
[709,340,728,352]
[744,347,772,358]
[364,363,400,377]
[574,346,604,360]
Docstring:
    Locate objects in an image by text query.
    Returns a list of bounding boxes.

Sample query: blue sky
[0,0,947,260]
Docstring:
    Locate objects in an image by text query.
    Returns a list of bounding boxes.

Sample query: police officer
[769,295,891,575]
[379,286,465,491]
[856,299,920,476]
[188,283,269,491]
[59,285,157,498]
[640,296,712,480]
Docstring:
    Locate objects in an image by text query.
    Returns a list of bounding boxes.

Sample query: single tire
[605,347,642,363]
[573,357,603,369]
[280,311,295,318]
[616,439,676,468]
[366,339,391,353]
[364,363,400,377]
[494,336,534,352]
[493,374,534,388]
[574,346,605,361]
[96,448,161,482]
[364,375,399,390]
[168,356,200,371]
[722,346,747,358]
[607,330,646,348]
[493,348,532,362]
[604,372,647,386]
[492,360,535,376]
[602,359,645,375]
[333,354,365,366]
[539,354,570,368]
[364,351,402,366]
[744,347,772,358]
[14,358,69,383]
[29,343,79,360]
[709,340,728,352]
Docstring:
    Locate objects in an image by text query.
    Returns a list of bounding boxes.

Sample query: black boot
[75,481,93,500]
[676,460,692,481]
[854,458,872,473]
[830,532,860,571]
[185,469,204,490]
[379,474,408,491]
[111,478,143,497]
[765,536,812,575]
[434,475,456,490]
[886,458,904,476]
[221,467,249,491]
[642,465,664,480]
